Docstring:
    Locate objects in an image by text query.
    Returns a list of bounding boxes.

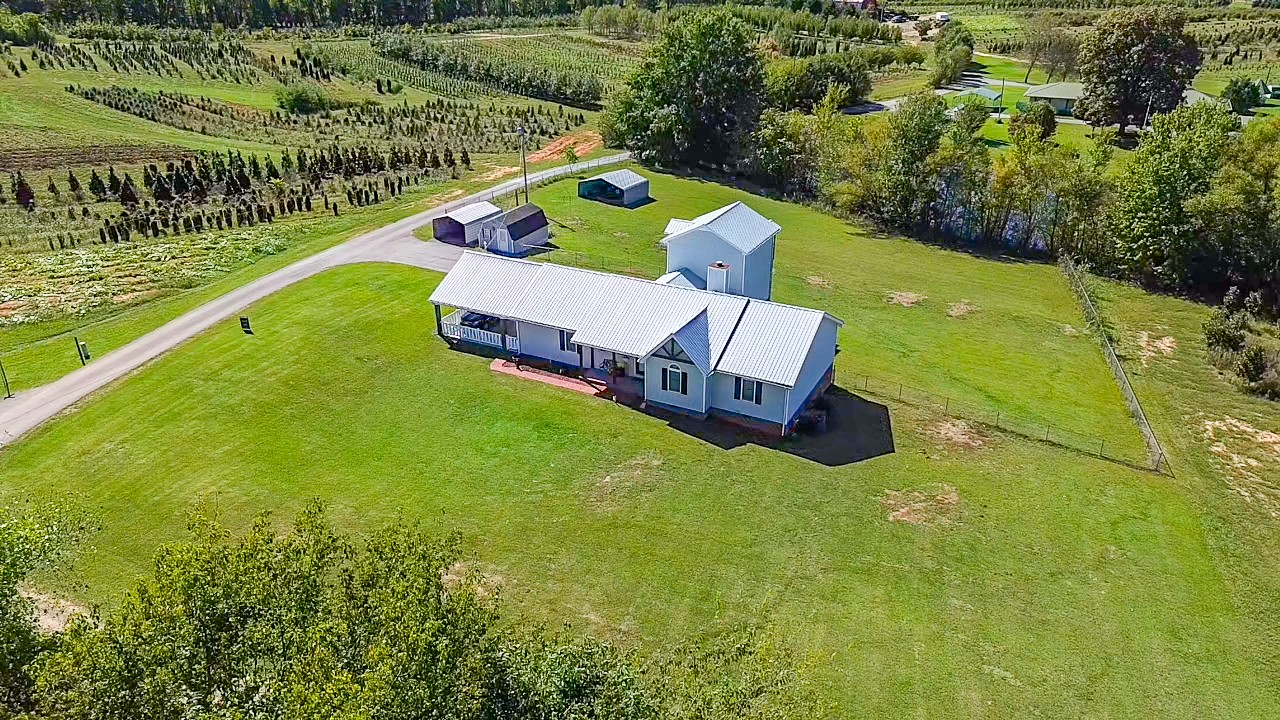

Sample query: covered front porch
[436,308,520,354]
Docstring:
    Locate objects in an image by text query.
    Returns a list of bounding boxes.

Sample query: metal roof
[717,300,834,387]
[587,169,648,191]
[444,201,503,225]
[1023,82,1084,101]
[654,268,706,290]
[959,86,1002,101]
[661,201,781,254]
[429,253,842,388]
[428,250,542,318]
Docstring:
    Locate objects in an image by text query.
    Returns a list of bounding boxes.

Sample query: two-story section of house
[659,201,779,300]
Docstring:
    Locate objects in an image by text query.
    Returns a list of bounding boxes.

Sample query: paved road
[0,153,631,449]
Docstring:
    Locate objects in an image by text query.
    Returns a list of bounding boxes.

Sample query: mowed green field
[4,171,1276,715]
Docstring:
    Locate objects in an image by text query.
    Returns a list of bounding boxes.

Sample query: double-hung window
[734,377,763,405]
[558,330,576,352]
[661,364,687,395]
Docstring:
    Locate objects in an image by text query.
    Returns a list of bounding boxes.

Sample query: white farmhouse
[429,201,841,435]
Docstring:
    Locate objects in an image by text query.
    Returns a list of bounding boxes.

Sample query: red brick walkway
[490,359,607,396]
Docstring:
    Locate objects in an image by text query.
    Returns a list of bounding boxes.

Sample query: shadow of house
[640,386,894,467]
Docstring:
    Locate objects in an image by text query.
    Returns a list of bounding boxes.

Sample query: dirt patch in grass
[880,484,962,526]
[441,561,504,599]
[19,587,88,633]
[1202,415,1280,517]
[475,166,519,182]
[947,300,977,318]
[805,275,830,289]
[1135,331,1177,366]
[887,291,926,307]
[926,418,989,450]
[591,453,665,510]
[428,188,466,204]
[0,144,187,172]
[527,130,603,163]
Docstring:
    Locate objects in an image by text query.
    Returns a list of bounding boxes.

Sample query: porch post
[433,304,443,338]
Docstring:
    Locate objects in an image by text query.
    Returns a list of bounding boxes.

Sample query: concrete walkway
[0,153,631,449]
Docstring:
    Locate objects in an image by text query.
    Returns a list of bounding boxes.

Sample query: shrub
[1010,101,1058,142]
[0,9,54,46]
[1237,343,1269,382]
[274,83,343,114]
[1204,308,1247,352]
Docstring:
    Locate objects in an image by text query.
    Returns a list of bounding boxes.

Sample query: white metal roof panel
[716,301,827,387]
[445,201,503,225]
[654,269,706,290]
[1023,82,1083,101]
[672,310,712,373]
[664,201,780,254]
[428,252,541,317]
[590,169,648,191]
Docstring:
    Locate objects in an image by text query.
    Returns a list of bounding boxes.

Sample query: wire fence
[1060,256,1169,474]
[850,370,1152,470]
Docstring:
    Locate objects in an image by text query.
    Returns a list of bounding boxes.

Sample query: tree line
[1,499,818,719]
[606,7,1280,315]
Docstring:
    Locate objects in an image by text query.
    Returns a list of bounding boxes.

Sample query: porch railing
[440,310,517,352]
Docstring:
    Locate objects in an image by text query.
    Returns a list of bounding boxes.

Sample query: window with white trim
[734,377,763,405]
[661,364,687,395]
[558,329,576,352]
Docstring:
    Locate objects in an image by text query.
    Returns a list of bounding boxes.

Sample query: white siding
[784,317,839,424]
[666,229,746,295]
[516,321,583,367]
[708,374,786,423]
[742,237,776,301]
[644,356,706,414]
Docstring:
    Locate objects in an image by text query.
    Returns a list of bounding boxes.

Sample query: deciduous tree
[1076,7,1201,129]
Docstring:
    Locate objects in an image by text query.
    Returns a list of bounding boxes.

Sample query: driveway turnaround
[0,153,631,449]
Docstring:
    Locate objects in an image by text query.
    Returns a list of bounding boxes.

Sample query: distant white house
[429,202,841,435]
[1024,82,1084,115]
[1024,82,1227,117]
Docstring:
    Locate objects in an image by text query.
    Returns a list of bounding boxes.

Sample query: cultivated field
[4,170,1275,716]
[0,27,609,391]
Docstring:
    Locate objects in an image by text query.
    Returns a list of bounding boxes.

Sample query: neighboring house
[429,202,842,435]
[1023,82,1083,115]
[433,201,503,246]
[578,169,650,208]
[478,203,550,257]
[660,201,779,301]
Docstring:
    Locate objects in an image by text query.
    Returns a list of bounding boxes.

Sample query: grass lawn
[870,69,932,101]
[1,259,1274,717]
[3,169,1277,715]
[527,170,1144,459]
[971,54,1048,85]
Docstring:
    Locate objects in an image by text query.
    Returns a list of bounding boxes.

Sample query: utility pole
[1,358,12,399]
[516,125,529,205]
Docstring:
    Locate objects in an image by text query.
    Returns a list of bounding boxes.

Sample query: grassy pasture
[0,276,1269,716]
[1,171,1277,716]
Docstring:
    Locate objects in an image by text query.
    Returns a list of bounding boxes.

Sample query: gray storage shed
[433,201,503,246]
[479,204,550,257]
[578,169,650,208]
